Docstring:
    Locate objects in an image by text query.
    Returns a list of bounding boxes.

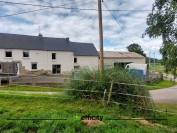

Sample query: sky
[0,0,162,59]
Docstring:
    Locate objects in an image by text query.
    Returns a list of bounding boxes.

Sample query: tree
[160,43,177,80]
[145,0,177,79]
[127,43,146,57]
[145,0,177,44]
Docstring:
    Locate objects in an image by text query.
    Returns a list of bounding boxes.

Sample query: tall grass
[67,68,154,114]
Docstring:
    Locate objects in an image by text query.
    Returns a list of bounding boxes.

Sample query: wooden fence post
[107,81,114,105]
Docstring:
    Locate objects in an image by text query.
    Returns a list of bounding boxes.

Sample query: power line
[0,1,69,18]
[0,0,92,8]
[39,0,53,6]
[0,1,154,12]
[0,1,92,9]
[103,2,120,27]
[0,1,58,8]
[0,8,51,18]
[0,4,95,18]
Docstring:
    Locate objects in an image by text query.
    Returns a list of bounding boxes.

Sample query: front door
[52,65,61,74]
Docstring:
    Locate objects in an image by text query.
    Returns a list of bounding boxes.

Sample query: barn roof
[0,33,98,56]
[103,51,145,59]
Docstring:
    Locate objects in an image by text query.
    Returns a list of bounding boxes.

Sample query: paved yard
[150,86,177,103]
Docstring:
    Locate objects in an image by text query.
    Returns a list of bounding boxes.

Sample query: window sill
[31,69,38,71]
[4,57,13,59]
[74,63,79,66]
[22,57,30,59]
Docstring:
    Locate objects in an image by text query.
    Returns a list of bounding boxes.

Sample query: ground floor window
[52,64,61,74]
[74,66,80,70]
[31,63,37,70]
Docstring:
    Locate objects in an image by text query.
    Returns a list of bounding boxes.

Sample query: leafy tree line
[127,43,162,64]
[145,0,177,79]
[127,43,146,57]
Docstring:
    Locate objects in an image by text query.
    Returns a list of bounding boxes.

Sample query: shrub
[67,68,154,113]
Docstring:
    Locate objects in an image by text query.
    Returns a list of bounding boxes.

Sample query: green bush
[67,68,154,113]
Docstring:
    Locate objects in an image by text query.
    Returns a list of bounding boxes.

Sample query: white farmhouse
[0,33,99,75]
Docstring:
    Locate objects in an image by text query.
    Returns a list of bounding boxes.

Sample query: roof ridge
[70,41,94,45]
[0,32,68,40]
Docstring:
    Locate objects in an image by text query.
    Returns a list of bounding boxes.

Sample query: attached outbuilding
[103,51,146,68]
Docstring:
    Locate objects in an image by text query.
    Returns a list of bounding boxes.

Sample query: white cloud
[0,0,162,58]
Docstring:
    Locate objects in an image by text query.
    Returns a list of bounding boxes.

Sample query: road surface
[150,86,177,103]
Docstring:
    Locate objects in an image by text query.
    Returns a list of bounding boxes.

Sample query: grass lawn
[0,86,176,132]
[155,103,177,129]
[146,80,177,90]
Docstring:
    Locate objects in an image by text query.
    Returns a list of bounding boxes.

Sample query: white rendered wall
[0,49,74,73]
[75,56,99,70]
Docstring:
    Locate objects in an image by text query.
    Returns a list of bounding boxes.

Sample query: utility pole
[148,51,151,80]
[98,0,104,77]
[154,51,156,71]
[148,51,151,65]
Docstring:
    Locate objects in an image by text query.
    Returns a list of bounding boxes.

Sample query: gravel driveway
[150,86,177,103]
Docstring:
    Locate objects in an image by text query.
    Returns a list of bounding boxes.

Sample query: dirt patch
[27,128,37,133]
[120,116,163,127]
[133,117,163,127]
[82,119,105,127]
[135,118,155,127]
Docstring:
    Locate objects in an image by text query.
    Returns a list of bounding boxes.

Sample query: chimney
[66,37,69,42]
[38,33,43,37]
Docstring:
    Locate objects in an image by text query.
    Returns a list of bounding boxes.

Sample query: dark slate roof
[70,42,98,56]
[0,33,98,56]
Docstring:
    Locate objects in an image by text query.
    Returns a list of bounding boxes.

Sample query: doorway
[52,65,61,74]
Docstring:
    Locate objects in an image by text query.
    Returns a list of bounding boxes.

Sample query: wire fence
[8,77,177,117]
[12,76,162,89]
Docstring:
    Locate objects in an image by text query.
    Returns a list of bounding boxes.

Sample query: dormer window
[5,51,12,57]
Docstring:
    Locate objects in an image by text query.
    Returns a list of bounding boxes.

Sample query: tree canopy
[127,43,146,57]
[145,0,177,78]
[145,0,177,43]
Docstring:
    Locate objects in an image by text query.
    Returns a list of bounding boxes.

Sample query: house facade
[0,33,99,75]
